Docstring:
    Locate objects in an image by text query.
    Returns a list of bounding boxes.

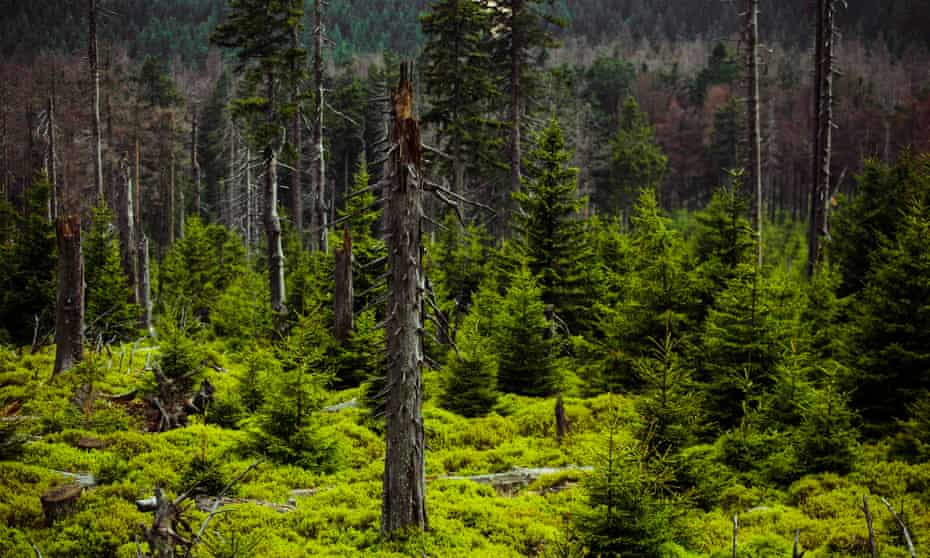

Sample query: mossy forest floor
[1,344,928,558]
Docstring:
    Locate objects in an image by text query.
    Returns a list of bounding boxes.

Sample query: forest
[0,0,929,557]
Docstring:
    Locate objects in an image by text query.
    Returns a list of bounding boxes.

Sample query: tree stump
[75,436,110,450]
[40,483,82,525]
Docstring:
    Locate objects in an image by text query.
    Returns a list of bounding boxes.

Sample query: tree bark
[746,0,763,270]
[168,111,176,246]
[47,94,58,222]
[334,226,354,342]
[117,154,137,304]
[808,0,834,275]
[137,234,153,336]
[265,73,287,326]
[291,24,304,235]
[861,495,878,558]
[192,111,202,218]
[508,0,524,208]
[88,0,104,203]
[53,214,84,376]
[382,62,427,537]
[309,0,327,252]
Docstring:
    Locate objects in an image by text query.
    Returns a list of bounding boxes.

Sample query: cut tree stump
[74,436,111,450]
[40,483,82,525]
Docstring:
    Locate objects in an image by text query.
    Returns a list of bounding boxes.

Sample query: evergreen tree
[0,177,55,347]
[596,97,668,215]
[795,375,859,475]
[421,0,502,196]
[708,97,746,186]
[440,311,499,417]
[693,181,755,309]
[336,161,386,314]
[513,118,593,332]
[849,200,930,428]
[495,268,559,396]
[84,205,138,342]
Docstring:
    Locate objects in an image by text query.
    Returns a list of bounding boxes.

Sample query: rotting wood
[41,483,82,526]
[881,496,917,558]
[862,495,878,558]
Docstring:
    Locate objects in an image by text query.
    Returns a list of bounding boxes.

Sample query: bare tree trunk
[265,73,287,327]
[192,111,201,219]
[309,0,327,252]
[382,62,427,537]
[118,154,138,304]
[137,234,153,336]
[89,0,104,203]
[808,0,835,275]
[508,0,524,209]
[291,24,304,235]
[333,226,354,342]
[246,146,253,252]
[53,214,84,375]
[168,111,176,245]
[746,0,763,270]
[47,94,58,221]
[861,495,878,558]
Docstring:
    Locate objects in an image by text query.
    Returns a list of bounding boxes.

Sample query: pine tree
[441,311,499,417]
[849,200,930,428]
[495,268,558,396]
[597,97,668,216]
[421,0,502,198]
[513,118,593,332]
[337,161,386,313]
[211,0,306,324]
[84,205,138,342]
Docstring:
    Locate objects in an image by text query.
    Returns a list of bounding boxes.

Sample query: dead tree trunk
[47,94,58,221]
[333,226,354,342]
[862,495,878,558]
[168,111,176,246]
[53,214,84,375]
[246,145,253,252]
[808,0,835,275]
[291,24,304,235]
[265,73,287,326]
[382,62,427,537]
[117,154,137,304]
[309,0,327,252]
[88,0,104,203]
[745,0,763,269]
[555,394,569,443]
[192,111,201,218]
[138,234,153,335]
[508,0,524,213]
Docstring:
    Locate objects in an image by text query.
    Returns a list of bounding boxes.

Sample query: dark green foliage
[0,177,55,347]
[693,182,755,307]
[584,56,636,124]
[159,217,247,321]
[572,399,676,558]
[848,199,930,427]
[421,0,503,183]
[84,205,138,343]
[441,312,499,418]
[336,162,387,315]
[596,98,668,215]
[136,57,181,107]
[691,42,741,105]
[513,119,594,332]
[495,268,559,397]
[795,379,859,475]
[708,98,746,186]
[156,309,205,383]
[333,309,384,389]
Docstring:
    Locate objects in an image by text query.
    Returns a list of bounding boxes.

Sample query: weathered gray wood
[334,226,354,341]
[382,62,427,537]
[118,153,137,304]
[881,496,917,558]
[41,483,82,525]
[732,514,739,558]
[745,0,763,269]
[862,495,878,558]
[323,398,359,413]
[88,0,103,203]
[308,0,326,251]
[53,214,84,375]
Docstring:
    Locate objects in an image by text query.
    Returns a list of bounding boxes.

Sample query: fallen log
[434,466,593,495]
[323,398,359,413]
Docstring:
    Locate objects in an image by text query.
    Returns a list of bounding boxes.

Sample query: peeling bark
[54,214,84,375]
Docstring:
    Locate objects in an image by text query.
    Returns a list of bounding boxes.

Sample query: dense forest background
[1,0,930,557]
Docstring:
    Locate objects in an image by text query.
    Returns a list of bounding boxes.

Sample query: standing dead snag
[334,226,354,342]
[53,215,84,375]
[309,0,327,252]
[382,62,427,537]
[118,154,138,304]
[745,0,763,270]
[88,0,104,203]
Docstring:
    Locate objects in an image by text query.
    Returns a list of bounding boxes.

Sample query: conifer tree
[421,0,501,199]
[211,0,306,325]
[441,312,499,417]
[513,118,593,332]
[84,205,138,342]
[598,97,668,216]
[495,268,558,396]
[337,161,386,313]
[693,181,755,309]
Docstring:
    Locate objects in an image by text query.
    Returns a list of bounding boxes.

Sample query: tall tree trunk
[746,0,763,270]
[309,0,326,252]
[246,145,253,252]
[808,0,835,275]
[265,72,287,326]
[291,24,304,235]
[168,111,176,245]
[138,234,153,336]
[382,62,427,537]
[118,154,138,304]
[48,94,58,222]
[333,226,354,342]
[192,111,201,219]
[53,214,84,375]
[508,0,524,206]
[89,0,104,203]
